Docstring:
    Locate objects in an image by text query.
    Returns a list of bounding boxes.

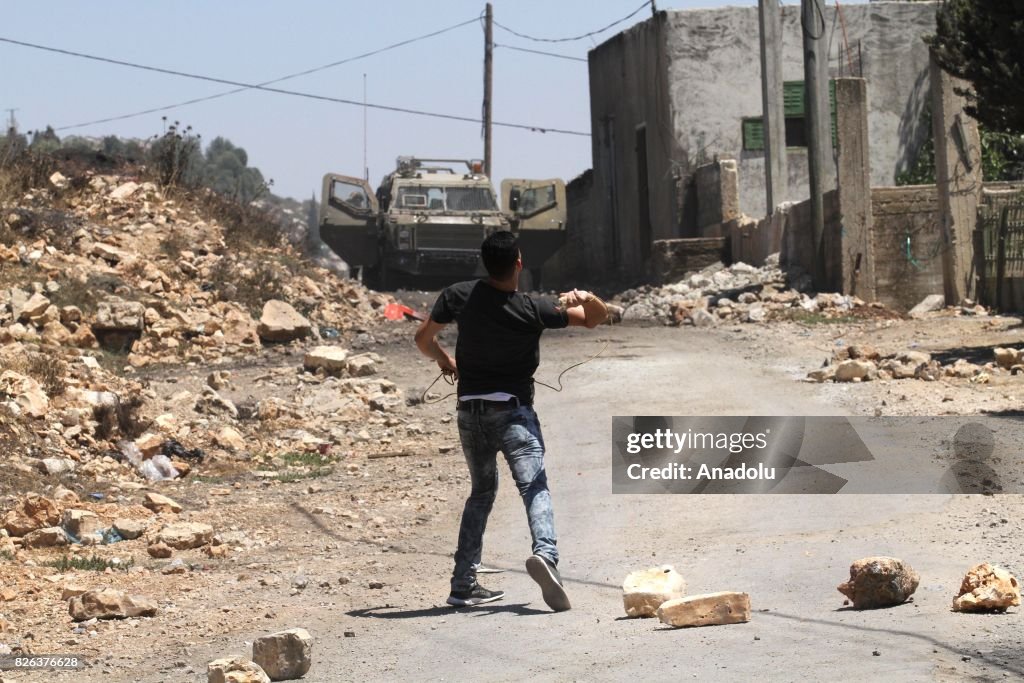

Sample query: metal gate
[975,202,1024,310]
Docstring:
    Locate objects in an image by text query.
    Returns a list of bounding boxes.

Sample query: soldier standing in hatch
[414,231,607,611]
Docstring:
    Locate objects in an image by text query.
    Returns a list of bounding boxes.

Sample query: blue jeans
[452,404,558,591]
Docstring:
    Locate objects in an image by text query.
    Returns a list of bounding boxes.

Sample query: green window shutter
[743,118,765,151]
[783,81,805,117]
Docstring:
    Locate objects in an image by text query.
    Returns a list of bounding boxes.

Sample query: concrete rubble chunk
[21,526,70,548]
[90,243,133,265]
[834,359,877,383]
[157,521,213,549]
[3,493,61,536]
[49,171,68,189]
[993,347,1021,370]
[62,509,101,540]
[68,588,157,621]
[113,518,147,540]
[622,565,686,618]
[952,563,1020,613]
[346,355,377,377]
[837,557,920,609]
[303,346,348,374]
[143,492,182,514]
[109,181,139,200]
[208,656,271,683]
[909,294,945,318]
[252,628,313,681]
[216,426,246,452]
[257,300,311,343]
[20,293,51,320]
[656,591,751,628]
[94,297,145,331]
[0,371,49,419]
[134,432,164,458]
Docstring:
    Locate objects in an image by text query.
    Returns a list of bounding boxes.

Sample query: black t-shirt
[430,279,569,403]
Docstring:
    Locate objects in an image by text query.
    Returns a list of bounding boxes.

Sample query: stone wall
[870,186,943,311]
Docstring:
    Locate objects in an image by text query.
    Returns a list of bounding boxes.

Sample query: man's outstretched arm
[560,289,608,328]
[415,318,458,376]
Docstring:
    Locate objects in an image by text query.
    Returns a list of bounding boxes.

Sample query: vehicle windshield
[395,185,496,211]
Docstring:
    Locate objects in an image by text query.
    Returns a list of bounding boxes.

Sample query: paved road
[325,324,1022,682]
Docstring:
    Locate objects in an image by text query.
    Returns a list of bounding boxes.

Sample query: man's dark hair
[481,231,519,280]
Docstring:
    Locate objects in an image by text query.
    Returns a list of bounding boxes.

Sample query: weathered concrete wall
[543,170,593,290]
[871,185,943,311]
[587,14,682,280]
[661,2,936,219]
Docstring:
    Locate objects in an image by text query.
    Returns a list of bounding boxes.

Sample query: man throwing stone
[415,231,607,611]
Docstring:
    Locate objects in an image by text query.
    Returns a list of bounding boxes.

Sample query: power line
[494,0,652,43]
[0,35,589,137]
[494,43,587,63]
[41,18,478,131]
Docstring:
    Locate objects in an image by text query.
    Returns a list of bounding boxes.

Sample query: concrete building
[575,1,938,281]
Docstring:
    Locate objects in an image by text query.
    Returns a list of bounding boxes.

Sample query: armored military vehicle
[319,157,565,289]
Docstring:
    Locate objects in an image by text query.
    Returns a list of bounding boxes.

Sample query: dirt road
[311,323,1023,683]
[9,320,1021,683]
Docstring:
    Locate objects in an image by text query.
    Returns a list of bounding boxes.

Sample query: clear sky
[3,0,744,200]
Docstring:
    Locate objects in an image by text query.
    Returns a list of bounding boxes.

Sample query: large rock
[303,346,348,374]
[656,591,751,628]
[157,522,213,549]
[346,355,377,377]
[952,563,1021,612]
[215,426,246,452]
[68,588,157,621]
[2,493,61,536]
[62,509,101,540]
[257,301,311,343]
[993,348,1022,370]
[113,518,148,540]
[0,371,49,419]
[91,243,133,265]
[143,492,182,514]
[252,628,313,681]
[109,181,139,200]
[622,565,686,618]
[207,657,271,683]
[834,359,877,383]
[909,294,945,318]
[21,526,70,548]
[837,557,920,609]
[20,293,51,320]
[94,297,145,331]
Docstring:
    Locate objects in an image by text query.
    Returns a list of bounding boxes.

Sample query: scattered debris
[252,628,314,681]
[952,563,1021,613]
[656,591,752,628]
[837,557,920,609]
[622,565,686,618]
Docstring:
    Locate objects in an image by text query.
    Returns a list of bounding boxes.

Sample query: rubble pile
[808,345,1022,384]
[611,256,897,326]
[0,167,417,481]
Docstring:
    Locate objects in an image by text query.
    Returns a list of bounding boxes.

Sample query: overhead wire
[0,35,590,137]
[48,17,479,131]
[493,0,652,43]
[493,43,587,63]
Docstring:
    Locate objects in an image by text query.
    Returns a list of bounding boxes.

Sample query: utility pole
[801,0,826,287]
[5,108,17,134]
[483,2,493,177]
[758,0,787,215]
[363,73,369,182]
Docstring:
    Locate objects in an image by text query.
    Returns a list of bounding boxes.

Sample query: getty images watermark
[610,416,1022,494]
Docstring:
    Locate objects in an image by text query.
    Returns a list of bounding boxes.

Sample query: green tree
[926,0,1024,133]
[29,126,61,153]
